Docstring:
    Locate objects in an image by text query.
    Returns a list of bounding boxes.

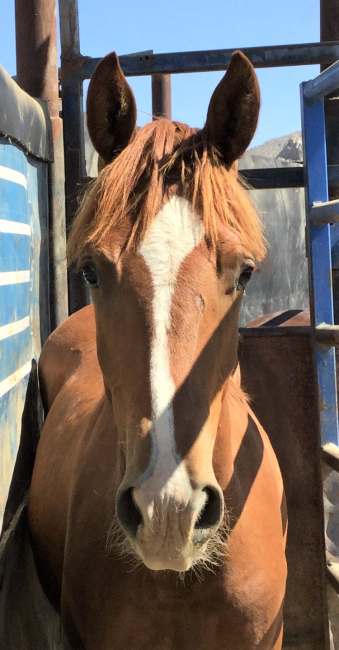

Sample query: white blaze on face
[139,196,204,501]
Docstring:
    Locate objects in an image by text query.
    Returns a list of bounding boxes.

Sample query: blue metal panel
[0,284,30,327]
[0,378,30,459]
[301,83,339,446]
[0,329,32,383]
[0,139,42,529]
[0,143,28,175]
[0,182,30,224]
[0,234,30,272]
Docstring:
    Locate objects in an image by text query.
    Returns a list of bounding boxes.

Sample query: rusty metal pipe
[59,0,89,314]
[15,0,68,330]
[152,74,172,120]
[15,0,59,118]
[59,0,80,58]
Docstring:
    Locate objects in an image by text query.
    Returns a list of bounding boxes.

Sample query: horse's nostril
[116,487,143,538]
[195,487,223,530]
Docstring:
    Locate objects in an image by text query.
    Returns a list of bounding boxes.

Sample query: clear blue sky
[2,0,320,147]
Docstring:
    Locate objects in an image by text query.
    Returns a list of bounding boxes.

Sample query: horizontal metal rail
[83,166,339,190]
[242,323,339,346]
[322,442,339,472]
[310,199,339,224]
[239,326,311,338]
[77,41,339,80]
[84,168,305,190]
[316,323,339,346]
[304,59,339,105]
[240,167,304,189]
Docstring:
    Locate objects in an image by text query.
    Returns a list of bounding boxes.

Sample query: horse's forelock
[67,119,266,267]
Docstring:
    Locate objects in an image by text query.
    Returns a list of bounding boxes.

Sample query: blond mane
[67,119,266,265]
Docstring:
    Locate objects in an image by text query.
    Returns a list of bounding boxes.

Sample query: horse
[28,50,287,650]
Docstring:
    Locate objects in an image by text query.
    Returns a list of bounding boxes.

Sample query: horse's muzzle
[116,482,224,572]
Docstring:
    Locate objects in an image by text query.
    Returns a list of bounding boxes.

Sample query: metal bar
[56,50,155,81]
[15,0,59,114]
[151,74,172,119]
[81,166,339,190]
[82,166,339,190]
[321,0,339,324]
[304,60,339,106]
[48,123,69,329]
[322,442,339,471]
[59,0,80,58]
[316,323,339,345]
[239,326,311,338]
[59,0,89,313]
[310,199,339,224]
[15,0,68,330]
[79,42,339,80]
[239,167,304,189]
[321,0,339,59]
[84,168,303,190]
[242,165,339,190]
[301,82,339,446]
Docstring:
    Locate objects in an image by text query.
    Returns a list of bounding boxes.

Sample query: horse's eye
[238,266,253,289]
[83,265,99,287]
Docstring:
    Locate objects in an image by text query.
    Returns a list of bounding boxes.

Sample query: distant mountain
[249,131,302,162]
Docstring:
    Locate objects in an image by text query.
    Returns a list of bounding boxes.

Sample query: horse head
[67,51,264,573]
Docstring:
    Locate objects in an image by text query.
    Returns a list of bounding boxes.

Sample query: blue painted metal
[0,181,29,223]
[301,80,339,446]
[331,225,339,269]
[0,284,30,327]
[0,235,30,272]
[0,139,43,530]
[304,59,339,105]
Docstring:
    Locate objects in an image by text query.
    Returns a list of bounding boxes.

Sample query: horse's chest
[68,568,276,650]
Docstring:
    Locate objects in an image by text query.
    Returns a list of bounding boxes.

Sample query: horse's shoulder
[227,376,283,484]
[39,305,97,409]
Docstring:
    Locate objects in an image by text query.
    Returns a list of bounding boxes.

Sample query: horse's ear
[86,52,137,166]
[204,51,260,166]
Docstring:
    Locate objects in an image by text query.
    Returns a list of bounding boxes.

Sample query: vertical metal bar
[321,0,339,322]
[151,74,172,119]
[15,0,58,109]
[301,85,339,447]
[301,82,338,650]
[59,0,89,313]
[59,0,81,57]
[15,0,68,330]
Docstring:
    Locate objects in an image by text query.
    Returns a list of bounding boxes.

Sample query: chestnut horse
[28,51,287,650]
